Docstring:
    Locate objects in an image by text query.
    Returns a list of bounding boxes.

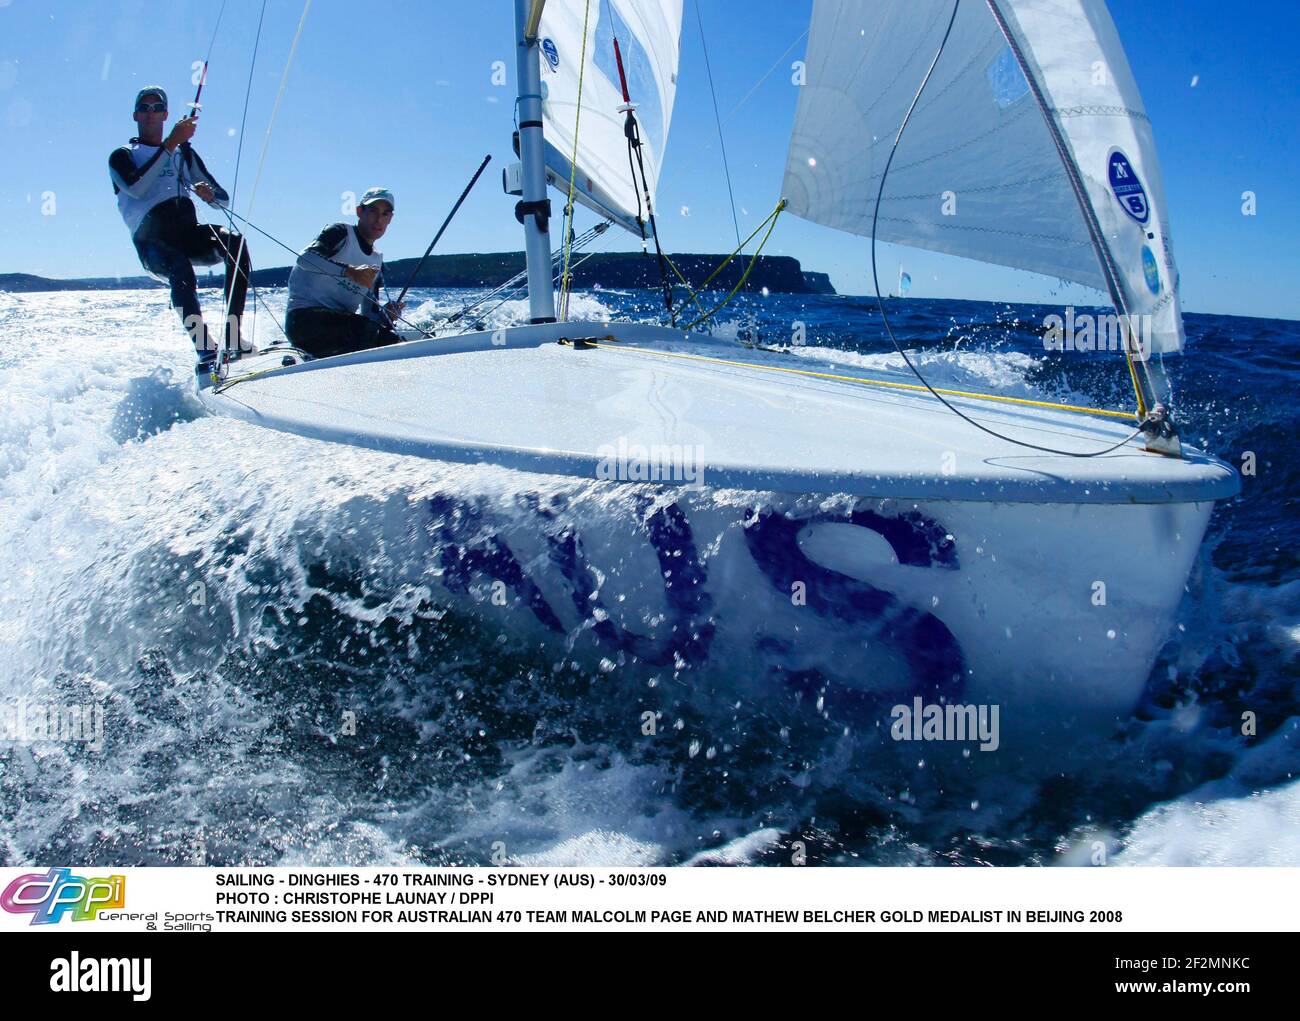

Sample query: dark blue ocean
[0,285,1296,866]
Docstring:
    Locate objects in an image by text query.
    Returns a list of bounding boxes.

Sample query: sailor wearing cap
[108,86,252,382]
[284,188,407,358]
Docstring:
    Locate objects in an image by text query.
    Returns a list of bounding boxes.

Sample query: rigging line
[679,200,784,332]
[659,199,784,328]
[213,202,426,337]
[869,0,1142,458]
[214,212,285,342]
[393,154,493,307]
[245,0,312,221]
[437,247,606,336]
[201,0,229,66]
[197,206,287,375]
[472,227,601,301]
[212,203,605,344]
[559,0,594,322]
[723,27,807,125]
[215,204,299,258]
[220,0,312,352]
[660,253,711,326]
[627,116,674,316]
[985,0,1160,426]
[613,39,674,317]
[585,342,1135,421]
[443,269,548,333]
[667,27,808,187]
[230,0,268,210]
[189,0,227,115]
[693,0,741,252]
[192,0,233,337]
[222,0,270,360]
[698,199,784,292]
[440,222,611,329]
[444,223,614,330]
[624,127,645,233]
[610,41,642,232]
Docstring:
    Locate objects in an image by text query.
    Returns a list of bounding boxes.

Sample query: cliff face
[2,253,835,296]
[0,272,162,291]
[249,251,833,294]
[802,271,835,294]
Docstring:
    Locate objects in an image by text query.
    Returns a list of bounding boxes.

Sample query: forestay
[537,0,683,236]
[783,0,1185,354]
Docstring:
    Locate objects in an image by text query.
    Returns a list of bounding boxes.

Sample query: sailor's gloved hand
[165,115,198,151]
[384,300,405,321]
[344,265,379,289]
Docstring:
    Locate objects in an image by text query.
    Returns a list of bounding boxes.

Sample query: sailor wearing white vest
[108,86,251,383]
[284,188,406,359]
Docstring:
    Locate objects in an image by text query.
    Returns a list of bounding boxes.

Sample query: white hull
[200,323,1237,740]
[400,483,1215,737]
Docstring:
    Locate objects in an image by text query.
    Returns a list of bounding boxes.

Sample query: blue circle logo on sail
[541,38,560,70]
[1107,148,1150,225]
[1141,245,1161,294]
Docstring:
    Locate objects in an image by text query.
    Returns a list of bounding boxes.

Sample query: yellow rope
[212,362,280,393]
[697,199,784,293]
[558,0,593,322]
[678,200,786,331]
[661,252,710,324]
[1122,323,1149,419]
[658,199,786,329]
[216,334,1131,423]
[588,340,1135,421]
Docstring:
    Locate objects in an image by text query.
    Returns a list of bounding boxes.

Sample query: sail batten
[783,0,1185,354]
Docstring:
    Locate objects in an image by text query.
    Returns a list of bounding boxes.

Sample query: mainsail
[783,0,1184,355]
[537,0,683,236]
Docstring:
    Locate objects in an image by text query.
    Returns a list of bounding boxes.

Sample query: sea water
[0,284,1295,866]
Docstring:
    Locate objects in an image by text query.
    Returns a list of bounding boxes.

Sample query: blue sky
[1,0,1296,319]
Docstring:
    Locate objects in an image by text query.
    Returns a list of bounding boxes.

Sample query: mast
[514,0,557,324]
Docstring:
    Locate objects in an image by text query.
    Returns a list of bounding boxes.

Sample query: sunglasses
[135,101,168,113]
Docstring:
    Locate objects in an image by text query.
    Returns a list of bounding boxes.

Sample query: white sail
[783,0,1184,354]
[537,0,683,237]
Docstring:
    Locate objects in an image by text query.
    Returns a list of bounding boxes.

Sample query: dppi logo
[1,868,125,925]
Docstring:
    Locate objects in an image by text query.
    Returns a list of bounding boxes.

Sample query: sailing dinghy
[199,0,1238,736]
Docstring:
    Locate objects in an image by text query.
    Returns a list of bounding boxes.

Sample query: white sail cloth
[783,0,1184,354]
[538,0,683,236]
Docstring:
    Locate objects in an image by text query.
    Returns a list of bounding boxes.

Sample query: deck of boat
[200,323,1239,505]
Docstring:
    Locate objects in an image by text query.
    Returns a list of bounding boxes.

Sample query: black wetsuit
[109,140,251,360]
[285,306,402,359]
